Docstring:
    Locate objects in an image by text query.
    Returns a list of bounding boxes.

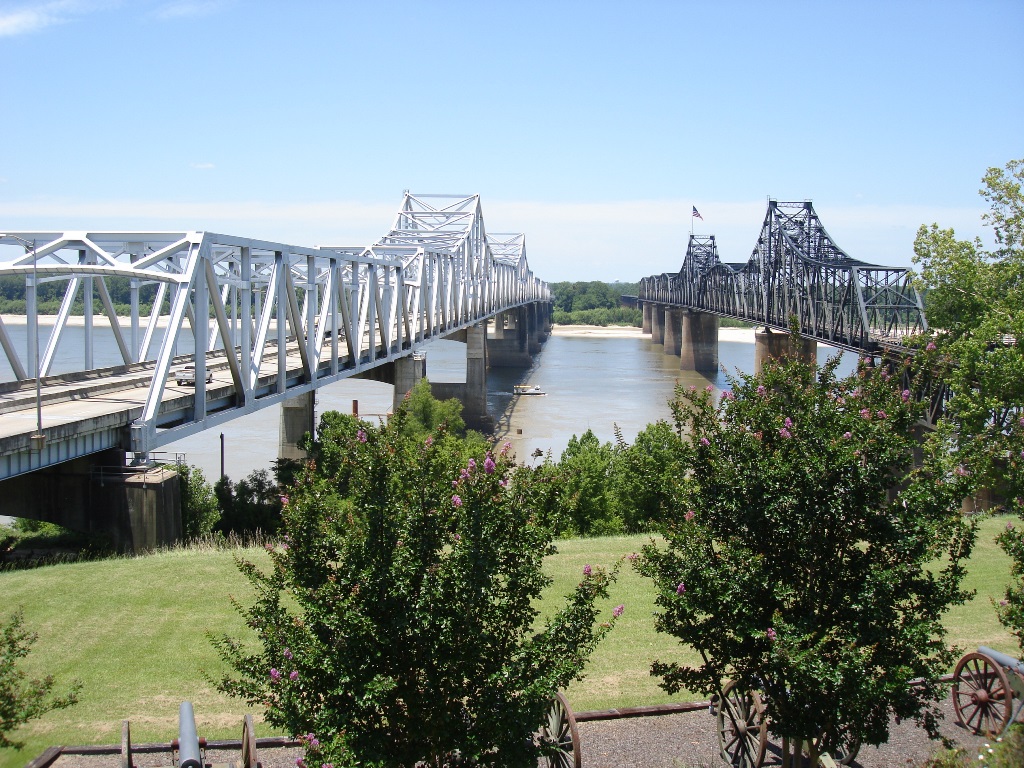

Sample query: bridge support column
[679,311,720,372]
[754,329,817,374]
[0,449,182,553]
[392,352,426,412]
[663,308,683,356]
[642,303,652,335]
[488,308,533,367]
[463,323,492,431]
[279,390,316,462]
[650,305,665,345]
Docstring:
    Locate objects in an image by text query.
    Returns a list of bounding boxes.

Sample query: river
[0,322,853,522]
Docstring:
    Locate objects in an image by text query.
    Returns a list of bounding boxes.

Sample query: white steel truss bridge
[0,193,549,480]
[639,200,927,352]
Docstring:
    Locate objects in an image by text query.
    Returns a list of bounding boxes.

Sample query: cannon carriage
[951,645,1024,738]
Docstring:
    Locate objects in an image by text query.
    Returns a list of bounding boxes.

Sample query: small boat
[513,384,546,396]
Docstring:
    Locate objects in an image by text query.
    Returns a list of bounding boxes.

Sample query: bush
[0,610,80,750]
[212,409,620,767]
[636,353,977,763]
[176,464,220,540]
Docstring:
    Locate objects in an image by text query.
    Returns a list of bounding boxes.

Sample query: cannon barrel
[178,701,203,768]
[978,646,1024,676]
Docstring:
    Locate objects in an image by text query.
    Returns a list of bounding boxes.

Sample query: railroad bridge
[639,199,927,372]
[0,193,550,548]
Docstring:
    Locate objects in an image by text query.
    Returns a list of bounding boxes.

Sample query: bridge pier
[279,391,316,462]
[392,352,427,412]
[663,308,683,357]
[489,308,533,367]
[650,304,665,345]
[679,311,720,372]
[642,303,652,335]
[754,328,817,374]
[430,324,492,432]
[0,448,182,553]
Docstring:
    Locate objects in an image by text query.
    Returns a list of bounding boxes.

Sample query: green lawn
[1,516,1021,766]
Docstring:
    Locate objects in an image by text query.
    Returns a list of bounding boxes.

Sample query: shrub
[176,464,220,540]
[212,410,620,767]
[636,353,977,764]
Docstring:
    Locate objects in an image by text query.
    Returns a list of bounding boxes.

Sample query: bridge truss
[0,193,548,463]
[639,200,927,352]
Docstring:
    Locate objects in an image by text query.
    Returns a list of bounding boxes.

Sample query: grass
[0,516,1021,766]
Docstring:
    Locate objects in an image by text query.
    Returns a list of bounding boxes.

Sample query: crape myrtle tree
[636,353,977,766]
[912,158,1024,651]
[211,406,620,768]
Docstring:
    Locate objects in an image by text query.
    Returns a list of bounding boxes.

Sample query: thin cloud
[154,0,230,20]
[0,0,83,36]
[190,162,215,170]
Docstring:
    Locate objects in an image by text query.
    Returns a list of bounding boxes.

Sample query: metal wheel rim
[241,714,258,768]
[120,720,132,768]
[716,680,767,768]
[952,651,1013,737]
[539,692,581,768]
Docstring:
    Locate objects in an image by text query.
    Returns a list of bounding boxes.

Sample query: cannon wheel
[716,680,768,768]
[809,729,861,765]
[952,651,1013,737]
[538,692,581,768]
[241,714,259,768]
[120,720,133,768]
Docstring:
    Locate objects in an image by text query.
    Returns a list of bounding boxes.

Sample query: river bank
[550,323,755,343]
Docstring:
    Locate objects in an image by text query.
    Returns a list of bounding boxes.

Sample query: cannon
[951,645,1024,738]
[121,701,259,768]
[710,680,860,768]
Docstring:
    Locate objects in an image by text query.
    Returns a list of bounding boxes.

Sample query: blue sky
[1,0,1021,282]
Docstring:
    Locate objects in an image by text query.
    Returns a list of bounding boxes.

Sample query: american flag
[692,206,703,221]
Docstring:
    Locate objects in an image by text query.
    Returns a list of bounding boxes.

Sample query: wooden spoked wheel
[120,720,133,768]
[538,692,581,768]
[809,729,861,765]
[241,714,259,768]
[952,651,1013,737]
[716,680,768,768]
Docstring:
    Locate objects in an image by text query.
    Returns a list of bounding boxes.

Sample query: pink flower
[876,410,887,419]
[926,342,936,351]
[357,429,367,443]
[468,458,477,472]
[843,432,852,439]
[453,533,461,541]
[689,385,697,392]
[722,390,735,401]
[280,495,289,506]
[1007,522,1015,531]
[1001,600,1009,606]
[284,648,293,660]
[860,408,872,419]
[499,478,509,487]
[452,494,462,508]
[955,465,970,477]
[501,441,512,455]
[684,509,695,521]
[613,604,625,618]
[425,436,433,446]
[583,564,592,577]
[627,552,639,561]
[756,385,767,397]
[452,480,459,488]
[705,385,713,393]
[784,417,793,428]
[766,628,777,641]
[289,670,299,680]
[902,389,911,402]
[700,437,710,446]
[484,455,496,474]
[778,428,791,438]
[677,582,686,594]
[270,668,281,682]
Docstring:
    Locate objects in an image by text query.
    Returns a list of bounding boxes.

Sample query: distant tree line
[550,281,641,326]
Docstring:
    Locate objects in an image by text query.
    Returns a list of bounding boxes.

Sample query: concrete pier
[279,390,316,461]
[650,304,665,345]
[679,311,720,372]
[663,308,683,357]
[392,352,426,413]
[642,303,652,334]
[489,308,533,367]
[753,329,817,374]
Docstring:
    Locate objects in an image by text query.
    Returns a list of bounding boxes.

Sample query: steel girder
[638,200,927,352]
[0,192,548,456]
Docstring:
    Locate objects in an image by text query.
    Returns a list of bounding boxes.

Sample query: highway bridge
[0,193,550,547]
[639,200,927,370]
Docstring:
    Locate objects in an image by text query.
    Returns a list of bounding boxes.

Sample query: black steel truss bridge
[639,200,927,354]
